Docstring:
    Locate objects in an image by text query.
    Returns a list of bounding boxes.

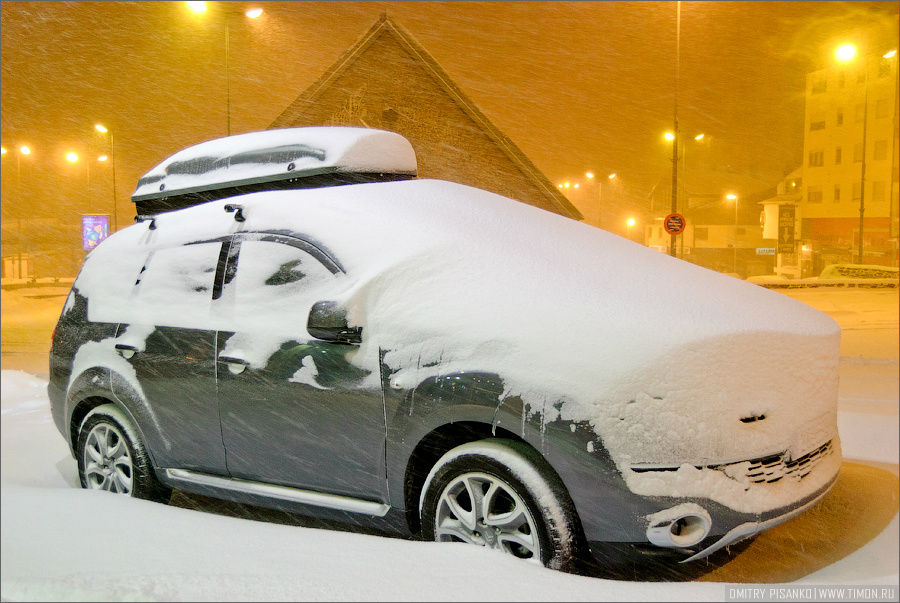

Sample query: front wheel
[419,439,582,571]
[76,403,171,503]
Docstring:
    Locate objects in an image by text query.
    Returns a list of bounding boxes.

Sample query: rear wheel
[76,404,171,503]
[420,439,582,571]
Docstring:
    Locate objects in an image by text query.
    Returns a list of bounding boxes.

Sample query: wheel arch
[402,421,586,547]
[65,367,164,469]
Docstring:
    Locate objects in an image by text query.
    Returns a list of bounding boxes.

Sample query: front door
[215,235,387,500]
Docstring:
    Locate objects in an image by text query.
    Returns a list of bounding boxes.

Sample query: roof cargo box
[131,127,417,216]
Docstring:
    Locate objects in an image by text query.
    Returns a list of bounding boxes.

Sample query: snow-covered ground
[1,285,897,601]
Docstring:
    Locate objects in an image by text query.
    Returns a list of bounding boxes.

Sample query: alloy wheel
[83,422,134,494]
[434,471,542,563]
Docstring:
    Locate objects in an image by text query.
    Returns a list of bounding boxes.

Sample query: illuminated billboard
[81,214,110,251]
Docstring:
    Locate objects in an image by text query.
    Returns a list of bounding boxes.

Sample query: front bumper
[679,471,837,562]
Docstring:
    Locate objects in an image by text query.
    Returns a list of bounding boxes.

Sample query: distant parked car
[49,127,842,573]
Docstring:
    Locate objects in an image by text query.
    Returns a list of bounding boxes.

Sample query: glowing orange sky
[2,1,897,228]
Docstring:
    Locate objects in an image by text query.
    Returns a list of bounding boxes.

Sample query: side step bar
[163,468,391,517]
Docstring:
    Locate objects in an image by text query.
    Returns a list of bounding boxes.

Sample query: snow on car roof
[131,127,417,202]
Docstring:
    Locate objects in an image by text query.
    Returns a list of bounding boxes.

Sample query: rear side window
[132,242,223,329]
[77,242,148,325]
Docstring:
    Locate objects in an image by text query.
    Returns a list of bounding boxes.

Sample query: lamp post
[626,217,636,241]
[668,0,681,257]
[726,193,739,273]
[584,171,616,228]
[94,124,118,232]
[833,43,872,264]
[186,1,263,136]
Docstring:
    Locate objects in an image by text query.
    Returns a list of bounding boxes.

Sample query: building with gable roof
[270,14,582,221]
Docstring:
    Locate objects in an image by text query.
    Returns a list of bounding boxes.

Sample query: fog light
[646,503,711,548]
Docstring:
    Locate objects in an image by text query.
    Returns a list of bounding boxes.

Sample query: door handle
[218,355,249,375]
[115,344,138,359]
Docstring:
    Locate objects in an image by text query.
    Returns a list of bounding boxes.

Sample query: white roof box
[131,127,417,204]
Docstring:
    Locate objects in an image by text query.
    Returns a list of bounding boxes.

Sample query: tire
[419,439,582,572]
[76,403,171,503]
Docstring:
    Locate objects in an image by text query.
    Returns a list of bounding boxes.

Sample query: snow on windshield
[131,127,417,201]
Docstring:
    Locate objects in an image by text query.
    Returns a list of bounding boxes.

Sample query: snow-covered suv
[49,127,842,573]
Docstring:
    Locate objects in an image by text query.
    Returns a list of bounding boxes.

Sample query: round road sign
[664,213,686,235]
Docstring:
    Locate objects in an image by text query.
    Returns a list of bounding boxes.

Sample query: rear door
[215,234,388,500]
[115,239,229,474]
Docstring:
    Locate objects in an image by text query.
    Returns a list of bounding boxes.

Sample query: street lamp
[584,171,616,227]
[94,124,118,232]
[626,217,636,240]
[727,193,738,273]
[186,1,264,135]
[834,42,868,263]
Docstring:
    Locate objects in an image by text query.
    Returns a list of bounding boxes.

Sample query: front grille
[714,440,834,484]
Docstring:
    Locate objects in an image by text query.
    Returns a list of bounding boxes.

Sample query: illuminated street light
[97,155,108,162]
[188,2,265,135]
[1,147,7,155]
[694,133,705,141]
[608,173,616,180]
[563,182,570,189]
[94,124,118,232]
[664,132,675,141]
[66,152,79,163]
[626,217,636,227]
[573,183,580,189]
[19,145,31,155]
[830,42,889,263]
[834,43,857,63]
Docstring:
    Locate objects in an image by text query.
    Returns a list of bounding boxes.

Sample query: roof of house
[270,14,582,220]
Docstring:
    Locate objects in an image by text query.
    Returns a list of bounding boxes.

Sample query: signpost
[777,205,795,254]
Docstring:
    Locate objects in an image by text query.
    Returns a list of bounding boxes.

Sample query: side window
[134,242,223,328]
[228,240,339,329]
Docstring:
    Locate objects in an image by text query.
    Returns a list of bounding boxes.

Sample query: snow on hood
[131,127,417,202]
[88,178,841,511]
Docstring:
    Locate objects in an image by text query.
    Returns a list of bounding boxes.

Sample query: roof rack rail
[131,127,417,216]
[134,214,157,230]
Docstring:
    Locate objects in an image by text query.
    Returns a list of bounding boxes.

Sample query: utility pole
[669,1,681,257]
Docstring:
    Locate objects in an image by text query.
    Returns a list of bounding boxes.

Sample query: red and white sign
[663,213,686,235]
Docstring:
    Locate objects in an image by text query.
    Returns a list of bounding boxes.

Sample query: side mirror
[307,301,362,344]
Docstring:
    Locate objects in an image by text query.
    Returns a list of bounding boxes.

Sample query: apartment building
[800,49,899,270]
